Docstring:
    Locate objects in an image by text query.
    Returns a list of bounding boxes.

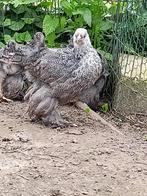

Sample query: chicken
[0,43,30,101]
[0,48,8,102]
[0,28,108,127]
[27,28,103,126]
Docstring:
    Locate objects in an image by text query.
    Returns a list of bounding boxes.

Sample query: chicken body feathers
[51,49,102,103]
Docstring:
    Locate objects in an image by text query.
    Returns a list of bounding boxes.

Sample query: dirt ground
[0,101,146,196]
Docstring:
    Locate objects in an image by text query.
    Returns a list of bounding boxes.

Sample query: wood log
[76,101,125,136]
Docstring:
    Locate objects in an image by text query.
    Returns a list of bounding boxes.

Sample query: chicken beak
[76,35,82,43]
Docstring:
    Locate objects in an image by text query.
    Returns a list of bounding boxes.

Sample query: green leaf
[73,8,92,27]
[100,103,109,113]
[14,31,32,43]
[21,18,35,24]
[61,0,73,16]
[0,42,5,49]
[61,0,71,10]
[9,20,25,31]
[46,32,56,47]
[13,0,23,7]
[43,15,59,36]
[39,1,52,8]
[84,106,92,113]
[34,19,43,29]
[13,0,40,7]
[11,5,26,14]
[60,17,67,29]
[108,3,117,15]
[3,19,11,26]
[56,27,74,38]
[81,8,92,27]
[24,8,37,18]
[100,20,113,31]
[4,34,14,43]
[34,15,44,29]
[75,17,85,28]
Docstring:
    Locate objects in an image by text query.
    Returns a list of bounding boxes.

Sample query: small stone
[2,137,12,142]
[84,158,89,162]
[18,136,29,143]
[137,168,142,172]
[97,151,104,155]
[96,162,103,166]
[71,139,78,144]
[121,149,126,152]
[34,174,42,179]
[82,192,88,195]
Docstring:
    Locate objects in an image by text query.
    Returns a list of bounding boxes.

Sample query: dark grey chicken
[0,28,108,127]
[0,43,29,101]
[0,33,46,101]
[0,48,8,102]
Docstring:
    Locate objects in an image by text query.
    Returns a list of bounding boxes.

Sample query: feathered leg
[34,96,77,128]
[24,81,41,101]
[27,85,52,121]
[42,109,75,128]
[27,85,76,128]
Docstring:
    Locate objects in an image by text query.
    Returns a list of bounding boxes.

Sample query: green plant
[84,106,92,113]
[100,103,109,113]
[0,0,117,51]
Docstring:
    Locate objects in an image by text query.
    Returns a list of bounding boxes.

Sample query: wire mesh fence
[111,0,147,115]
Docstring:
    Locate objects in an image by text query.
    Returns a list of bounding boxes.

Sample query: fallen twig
[18,174,29,180]
[76,101,125,136]
[65,131,84,135]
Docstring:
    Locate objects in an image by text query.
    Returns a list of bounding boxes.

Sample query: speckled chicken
[0,28,107,127]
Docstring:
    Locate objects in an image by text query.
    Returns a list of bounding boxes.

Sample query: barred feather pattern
[2,73,28,100]
[0,48,29,100]
[51,48,102,103]
[24,47,79,85]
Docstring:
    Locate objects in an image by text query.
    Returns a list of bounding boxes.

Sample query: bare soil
[0,101,146,196]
